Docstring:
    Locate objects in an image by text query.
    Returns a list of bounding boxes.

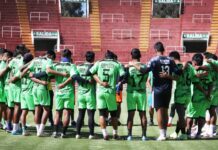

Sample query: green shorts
[127,91,146,111]
[211,92,218,107]
[186,101,206,118]
[78,91,96,110]
[32,87,50,106]
[9,84,21,103]
[5,86,14,108]
[55,93,74,110]
[96,91,117,111]
[21,91,35,111]
[0,87,6,103]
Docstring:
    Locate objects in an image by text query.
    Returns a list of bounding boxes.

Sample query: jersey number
[161,65,170,75]
[103,69,110,82]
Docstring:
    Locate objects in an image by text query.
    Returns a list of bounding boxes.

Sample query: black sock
[63,126,68,135]
[181,128,186,134]
[53,125,58,133]
[87,109,95,135]
[175,123,180,134]
[76,109,86,135]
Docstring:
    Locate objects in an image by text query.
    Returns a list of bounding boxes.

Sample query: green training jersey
[174,64,192,99]
[15,71,33,93]
[77,62,96,94]
[52,62,78,97]
[126,63,148,93]
[0,61,6,89]
[8,55,23,88]
[28,57,53,90]
[207,60,218,92]
[89,59,125,93]
[190,65,213,102]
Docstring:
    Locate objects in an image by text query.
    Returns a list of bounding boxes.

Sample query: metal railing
[192,14,211,23]
[2,26,21,38]
[0,43,6,49]
[112,29,133,39]
[184,0,203,6]
[150,29,170,40]
[37,0,56,4]
[30,12,50,21]
[120,0,141,6]
[101,13,124,23]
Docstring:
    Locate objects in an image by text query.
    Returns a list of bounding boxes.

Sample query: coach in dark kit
[131,42,182,141]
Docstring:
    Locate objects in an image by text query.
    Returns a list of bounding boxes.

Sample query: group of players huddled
[0,41,217,141]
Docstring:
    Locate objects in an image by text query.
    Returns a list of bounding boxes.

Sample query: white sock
[205,124,210,133]
[160,129,165,137]
[212,124,216,133]
[35,124,40,133]
[205,110,210,122]
[168,117,173,124]
[13,123,18,131]
[113,129,117,135]
[210,125,215,135]
[102,129,108,137]
[39,124,45,134]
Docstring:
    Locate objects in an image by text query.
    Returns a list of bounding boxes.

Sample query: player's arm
[21,67,30,78]
[30,77,48,85]
[0,59,11,77]
[46,67,69,77]
[195,71,208,78]
[72,74,90,84]
[129,62,150,74]
[0,66,10,78]
[93,74,109,87]
[58,77,72,89]
[146,76,152,92]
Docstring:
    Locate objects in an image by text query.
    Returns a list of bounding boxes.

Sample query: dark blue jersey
[140,56,181,93]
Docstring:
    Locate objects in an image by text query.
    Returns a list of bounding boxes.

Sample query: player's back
[149,55,178,93]
[127,63,148,93]
[94,59,122,92]
[77,62,95,94]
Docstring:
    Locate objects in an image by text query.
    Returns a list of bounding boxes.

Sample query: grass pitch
[0,92,218,150]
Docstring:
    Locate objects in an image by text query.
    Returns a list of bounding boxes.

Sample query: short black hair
[211,54,218,60]
[5,50,13,58]
[131,48,141,60]
[47,50,56,60]
[154,42,165,52]
[85,51,95,62]
[105,50,114,59]
[192,53,203,66]
[62,49,72,59]
[169,51,180,61]
[14,44,29,56]
[0,48,6,54]
[203,52,213,59]
[23,53,33,64]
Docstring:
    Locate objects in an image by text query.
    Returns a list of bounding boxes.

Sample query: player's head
[23,53,33,64]
[112,53,118,60]
[187,61,192,65]
[14,44,29,56]
[203,52,213,60]
[3,49,13,61]
[154,42,165,53]
[85,51,95,63]
[105,50,114,59]
[61,49,72,62]
[192,53,203,66]
[131,48,141,60]
[169,51,180,61]
[46,50,56,60]
[0,48,6,59]
[211,54,218,60]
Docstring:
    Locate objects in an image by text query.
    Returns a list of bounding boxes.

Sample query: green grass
[0,92,218,150]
